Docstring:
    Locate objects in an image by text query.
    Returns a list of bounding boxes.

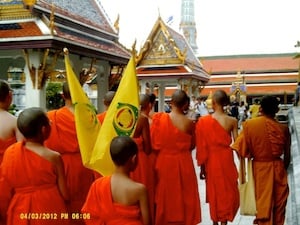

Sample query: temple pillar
[139,80,147,94]
[24,50,46,109]
[96,60,110,113]
[158,82,166,112]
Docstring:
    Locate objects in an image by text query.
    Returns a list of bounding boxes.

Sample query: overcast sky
[100,0,300,56]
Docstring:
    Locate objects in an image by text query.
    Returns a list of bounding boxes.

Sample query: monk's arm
[142,118,152,155]
[138,185,150,225]
[231,118,238,141]
[54,154,70,201]
[189,121,196,150]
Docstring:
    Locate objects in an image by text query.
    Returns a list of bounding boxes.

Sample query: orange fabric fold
[232,116,290,224]
[196,115,239,222]
[0,141,69,225]
[45,107,94,224]
[0,136,16,164]
[151,113,201,225]
[81,176,143,225]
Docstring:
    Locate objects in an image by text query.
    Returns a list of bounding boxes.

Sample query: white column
[24,50,46,109]
[139,80,147,94]
[96,60,110,113]
[158,82,165,112]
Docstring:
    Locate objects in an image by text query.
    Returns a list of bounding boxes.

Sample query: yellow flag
[88,56,140,176]
[64,49,101,166]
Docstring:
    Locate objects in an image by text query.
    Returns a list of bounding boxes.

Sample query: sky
[100,0,300,56]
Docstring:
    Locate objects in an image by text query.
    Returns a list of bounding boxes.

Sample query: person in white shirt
[195,96,209,120]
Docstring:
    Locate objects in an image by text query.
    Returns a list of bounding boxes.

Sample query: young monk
[81,136,150,225]
[232,95,291,225]
[0,80,22,164]
[0,107,69,225]
[44,82,94,224]
[196,89,239,225]
[97,90,116,124]
[131,93,154,223]
[151,89,201,225]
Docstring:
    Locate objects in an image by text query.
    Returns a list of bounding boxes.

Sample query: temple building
[136,16,210,112]
[200,53,299,104]
[0,0,130,112]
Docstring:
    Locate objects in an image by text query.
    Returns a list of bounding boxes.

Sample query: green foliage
[8,104,17,115]
[46,82,64,110]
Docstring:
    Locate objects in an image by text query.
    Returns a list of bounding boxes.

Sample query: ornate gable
[136,16,209,83]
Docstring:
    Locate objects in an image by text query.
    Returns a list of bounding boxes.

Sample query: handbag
[239,157,257,216]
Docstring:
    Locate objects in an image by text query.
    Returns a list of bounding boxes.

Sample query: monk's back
[244,116,288,159]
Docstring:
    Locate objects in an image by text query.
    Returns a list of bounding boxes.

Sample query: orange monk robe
[97,111,106,124]
[0,141,69,225]
[0,136,16,165]
[196,115,239,222]
[130,137,155,224]
[232,116,290,225]
[151,113,201,225]
[81,176,143,225]
[44,107,94,219]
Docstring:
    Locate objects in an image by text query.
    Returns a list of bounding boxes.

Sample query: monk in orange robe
[131,94,155,224]
[0,107,69,225]
[97,91,115,124]
[82,136,150,225]
[196,90,239,225]
[151,90,201,225]
[232,95,291,225]
[44,82,94,225]
[0,80,22,164]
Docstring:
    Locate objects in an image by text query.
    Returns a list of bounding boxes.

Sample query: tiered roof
[136,16,209,84]
[199,53,299,96]
[0,0,130,64]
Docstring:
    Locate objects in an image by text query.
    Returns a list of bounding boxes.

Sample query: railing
[286,107,300,224]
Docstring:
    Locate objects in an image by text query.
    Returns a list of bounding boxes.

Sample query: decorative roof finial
[114,14,120,34]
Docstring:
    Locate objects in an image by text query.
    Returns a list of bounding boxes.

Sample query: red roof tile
[0,22,42,38]
[200,54,299,73]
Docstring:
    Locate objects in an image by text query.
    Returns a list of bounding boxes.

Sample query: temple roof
[200,53,299,74]
[199,53,299,96]
[136,16,209,83]
[0,0,130,64]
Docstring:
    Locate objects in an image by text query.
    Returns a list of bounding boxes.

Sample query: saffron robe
[0,136,16,165]
[196,115,239,222]
[81,176,143,225]
[151,113,201,225]
[45,107,94,220]
[0,141,69,225]
[232,116,290,225]
[97,111,106,124]
[130,137,156,224]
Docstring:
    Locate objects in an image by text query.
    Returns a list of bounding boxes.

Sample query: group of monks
[0,78,291,225]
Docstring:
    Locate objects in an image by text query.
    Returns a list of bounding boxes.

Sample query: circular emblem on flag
[113,102,138,136]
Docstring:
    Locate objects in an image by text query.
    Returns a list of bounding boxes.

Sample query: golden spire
[113,14,120,34]
[49,3,55,35]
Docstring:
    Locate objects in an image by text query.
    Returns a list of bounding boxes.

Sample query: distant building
[199,53,299,104]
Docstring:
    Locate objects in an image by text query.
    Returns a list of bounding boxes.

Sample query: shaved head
[110,136,138,166]
[103,91,116,107]
[213,90,229,107]
[171,89,189,108]
[17,107,49,139]
[0,80,11,102]
[140,94,150,110]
